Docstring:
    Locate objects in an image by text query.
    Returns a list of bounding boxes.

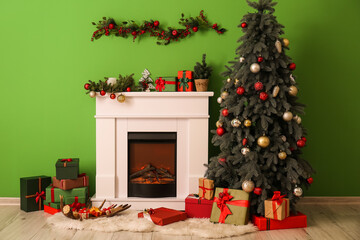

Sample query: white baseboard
[0,197,20,205]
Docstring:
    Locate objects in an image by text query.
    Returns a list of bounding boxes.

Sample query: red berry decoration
[222,109,229,117]
[259,92,268,101]
[216,127,225,136]
[301,136,307,142]
[212,23,218,29]
[290,147,295,152]
[237,87,245,95]
[218,158,226,163]
[257,56,264,62]
[253,187,262,195]
[307,177,313,184]
[242,138,248,146]
[100,90,106,96]
[192,26,198,32]
[289,63,296,70]
[126,87,131,92]
[172,30,178,36]
[108,23,114,29]
[132,31,137,36]
[84,83,90,90]
[154,21,159,27]
[297,139,306,148]
[254,81,263,91]
[241,22,247,28]
[110,93,116,99]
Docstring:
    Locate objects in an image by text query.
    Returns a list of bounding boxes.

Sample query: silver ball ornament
[293,187,303,197]
[250,63,261,73]
[283,111,293,122]
[221,91,229,99]
[89,91,96,98]
[217,97,223,104]
[231,118,241,127]
[242,180,255,193]
[216,121,223,128]
[241,147,250,155]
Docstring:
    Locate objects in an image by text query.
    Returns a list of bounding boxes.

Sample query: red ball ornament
[257,56,264,63]
[237,86,245,95]
[131,31,137,36]
[108,23,114,29]
[216,127,225,136]
[241,22,247,28]
[100,90,106,96]
[253,187,262,195]
[289,63,296,70]
[301,136,307,142]
[192,26,198,32]
[110,93,116,99]
[84,83,90,90]
[126,87,131,92]
[212,23,218,29]
[259,92,268,101]
[218,158,226,163]
[222,109,229,117]
[172,30,178,36]
[242,138,248,146]
[254,81,263,91]
[307,177,313,184]
[154,21,159,27]
[297,139,306,148]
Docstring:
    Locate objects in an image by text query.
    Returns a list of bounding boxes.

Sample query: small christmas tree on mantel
[206,0,314,216]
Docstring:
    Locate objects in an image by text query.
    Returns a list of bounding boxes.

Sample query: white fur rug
[47,210,257,238]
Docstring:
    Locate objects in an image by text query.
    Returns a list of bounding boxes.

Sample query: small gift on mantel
[55,158,79,180]
[138,207,187,226]
[253,212,307,231]
[198,178,214,200]
[20,176,51,212]
[177,70,194,91]
[52,173,89,190]
[264,191,290,221]
[155,77,177,92]
[185,194,214,218]
[210,188,250,225]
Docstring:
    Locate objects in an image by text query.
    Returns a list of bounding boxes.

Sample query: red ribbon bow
[271,191,286,205]
[146,208,155,215]
[155,78,165,92]
[69,196,85,212]
[35,191,45,203]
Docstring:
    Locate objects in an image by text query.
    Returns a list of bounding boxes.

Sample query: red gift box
[177,71,194,91]
[138,207,187,226]
[44,205,61,215]
[252,212,307,231]
[185,195,213,218]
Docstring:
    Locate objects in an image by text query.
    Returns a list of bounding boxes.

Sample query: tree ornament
[218,158,226,163]
[288,86,298,96]
[126,87,131,92]
[172,30,178,36]
[283,38,290,47]
[242,138,248,146]
[257,56,264,63]
[254,81,263,91]
[84,83,90,90]
[297,139,306,148]
[293,187,303,197]
[290,74,296,84]
[281,135,287,142]
[222,109,229,117]
[275,39,282,53]
[217,97,223,104]
[216,120,223,128]
[131,31,137,36]
[250,63,260,73]
[221,91,229,99]
[227,78,231,83]
[289,63,296,70]
[293,115,302,124]
[212,23,218,29]
[231,118,241,127]
[154,20,159,27]
[257,136,270,148]
[283,111,293,121]
[242,180,255,193]
[241,147,250,155]
[241,22,247,28]
[216,127,225,136]
[110,93,116,99]
[244,119,252,127]
[139,69,155,91]
[307,177,313,184]
[100,90,106,96]
[117,94,126,103]
[108,23,114,29]
[259,92,268,101]
[301,136,307,142]
[192,26,198,32]
[89,91,96,98]
[239,57,245,63]
[278,151,287,160]
[253,187,262,195]
[272,85,280,97]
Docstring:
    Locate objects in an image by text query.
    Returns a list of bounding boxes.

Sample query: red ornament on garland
[84,83,90,90]
[257,56,264,63]
[100,90,106,96]
[126,87,131,92]
[218,158,226,163]
[253,187,262,195]
[241,22,247,28]
[307,177,313,184]
[222,109,229,117]
[109,23,114,29]
[237,86,245,95]
[289,63,296,70]
[242,138,248,146]
[216,127,225,136]
[154,21,159,27]
[110,93,116,99]
[212,23,218,29]
[297,139,306,148]
[192,26,198,32]
[259,92,268,101]
[254,82,263,91]
[132,31,137,36]
[172,30,178,36]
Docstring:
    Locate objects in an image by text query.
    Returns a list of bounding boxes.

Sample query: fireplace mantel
[92,91,214,210]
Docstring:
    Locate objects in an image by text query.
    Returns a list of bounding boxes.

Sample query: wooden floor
[0,203,359,240]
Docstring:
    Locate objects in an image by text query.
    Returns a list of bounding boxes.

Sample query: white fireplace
[91,92,214,210]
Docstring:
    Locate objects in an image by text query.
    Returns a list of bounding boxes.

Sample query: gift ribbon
[25,177,45,210]
[61,158,72,167]
[214,188,249,223]
[271,191,288,220]
[51,187,55,203]
[69,196,85,212]
[199,179,214,199]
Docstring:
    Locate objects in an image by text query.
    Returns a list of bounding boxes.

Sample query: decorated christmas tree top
[206,0,314,215]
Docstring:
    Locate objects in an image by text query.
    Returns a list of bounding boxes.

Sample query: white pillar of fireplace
[91,92,214,210]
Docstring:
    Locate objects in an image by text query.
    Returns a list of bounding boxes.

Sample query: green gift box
[43,200,61,209]
[20,176,52,212]
[210,188,250,225]
[56,158,79,179]
[45,186,88,203]
[155,77,177,92]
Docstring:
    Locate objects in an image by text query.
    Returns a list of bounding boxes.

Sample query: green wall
[1,0,360,197]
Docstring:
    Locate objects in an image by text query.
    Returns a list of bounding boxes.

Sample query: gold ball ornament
[221,91,229,99]
[242,180,255,193]
[293,115,302,124]
[241,147,250,155]
[272,85,280,97]
[231,118,241,127]
[250,63,261,73]
[216,121,223,128]
[278,151,287,160]
[217,97,223,104]
[257,136,270,148]
[244,119,252,127]
[227,78,231,83]
[283,38,290,47]
[283,111,293,122]
[89,91,96,98]
[117,94,126,103]
[293,187,303,197]
[288,86,298,96]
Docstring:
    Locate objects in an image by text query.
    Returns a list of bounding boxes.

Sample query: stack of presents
[20,158,89,215]
[154,70,194,92]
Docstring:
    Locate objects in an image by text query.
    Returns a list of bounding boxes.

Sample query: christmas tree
[206,0,314,215]
[139,69,155,91]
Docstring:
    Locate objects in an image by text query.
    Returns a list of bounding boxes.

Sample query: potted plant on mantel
[193,54,213,92]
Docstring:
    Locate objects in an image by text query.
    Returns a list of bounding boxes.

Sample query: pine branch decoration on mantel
[91,10,226,45]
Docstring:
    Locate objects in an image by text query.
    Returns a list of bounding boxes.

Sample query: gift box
[185,195,213,218]
[138,207,187,226]
[264,191,290,221]
[198,178,214,200]
[177,71,194,91]
[155,77,177,92]
[56,158,79,180]
[44,205,61,215]
[43,200,61,209]
[252,212,307,231]
[45,186,88,203]
[210,188,250,225]
[20,176,51,212]
[52,174,89,190]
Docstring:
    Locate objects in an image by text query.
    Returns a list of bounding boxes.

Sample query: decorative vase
[194,79,209,92]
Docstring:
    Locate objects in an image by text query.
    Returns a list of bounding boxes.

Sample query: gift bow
[155,78,165,91]
[271,191,286,205]
[214,188,250,223]
[178,77,189,91]
[35,191,45,203]
[69,196,85,212]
